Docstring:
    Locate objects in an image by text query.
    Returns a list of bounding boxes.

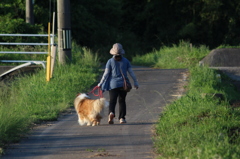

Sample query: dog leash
[88,86,103,98]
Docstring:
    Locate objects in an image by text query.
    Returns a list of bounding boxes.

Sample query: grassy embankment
[132,41,240,158]
[0,43,100,154]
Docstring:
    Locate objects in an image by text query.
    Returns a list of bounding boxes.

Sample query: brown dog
[74,93,109,126]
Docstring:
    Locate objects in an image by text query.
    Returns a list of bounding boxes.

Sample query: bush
[0,14,44,42]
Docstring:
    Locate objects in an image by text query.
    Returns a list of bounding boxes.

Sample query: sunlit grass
[132,41,209,69]
[154,66,240,158]
[0,43,100,147]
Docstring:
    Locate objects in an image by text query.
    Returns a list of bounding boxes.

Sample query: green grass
[132,40,209,69]
[154,66,240,158]
[133,41,240,158]
[0,44,100,150]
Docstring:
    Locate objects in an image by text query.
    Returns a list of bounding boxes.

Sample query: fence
[0,33,56,81]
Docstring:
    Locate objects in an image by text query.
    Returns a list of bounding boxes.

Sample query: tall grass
[0,44,100,147]
[132,41,209,69]
[154,66,240,158]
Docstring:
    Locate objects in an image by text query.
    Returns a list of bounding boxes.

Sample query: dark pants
[109,88,127,120]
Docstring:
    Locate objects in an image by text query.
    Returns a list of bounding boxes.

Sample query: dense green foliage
[0,1,44,42]
[1,0,240,58]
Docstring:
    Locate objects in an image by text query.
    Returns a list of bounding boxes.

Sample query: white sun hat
[110,43,125,55]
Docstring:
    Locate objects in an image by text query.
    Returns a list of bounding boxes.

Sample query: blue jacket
[98,56,138,91]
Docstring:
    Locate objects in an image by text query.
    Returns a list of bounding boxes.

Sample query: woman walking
[98,43,139,124]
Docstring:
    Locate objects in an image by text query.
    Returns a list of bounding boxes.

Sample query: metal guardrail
[0,42,49,46]
[0,34,50,36]
[1,60,46,65]
[0,34,54,55]
[0,34,55,78]
[0,52,48,54]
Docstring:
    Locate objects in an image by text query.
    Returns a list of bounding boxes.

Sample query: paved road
[2,67,186,159]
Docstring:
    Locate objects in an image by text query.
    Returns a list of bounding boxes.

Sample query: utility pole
[26,0,34,24]
[57,0,72,64]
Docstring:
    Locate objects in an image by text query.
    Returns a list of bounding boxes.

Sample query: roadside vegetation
[132,41,209,69]
[1,41,240,158]
[0,44,100,154]
[133,42,240,158]
[1,0,240,158]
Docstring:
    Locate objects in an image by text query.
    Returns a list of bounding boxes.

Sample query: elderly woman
[98,43,139,124]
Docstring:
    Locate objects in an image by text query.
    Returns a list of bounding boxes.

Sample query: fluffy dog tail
[74,93,89,109]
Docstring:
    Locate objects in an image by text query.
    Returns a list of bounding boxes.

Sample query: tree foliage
[0,0,43,42]
[0,0,240,56]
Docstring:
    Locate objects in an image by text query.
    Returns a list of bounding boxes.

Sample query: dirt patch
[88,152,119,158]
[170,70,189,100]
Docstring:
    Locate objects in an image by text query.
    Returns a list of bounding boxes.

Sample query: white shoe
[108,112,114,124]
[119,118,126,124]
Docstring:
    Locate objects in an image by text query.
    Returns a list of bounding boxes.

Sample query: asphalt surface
[2,66,186,159]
